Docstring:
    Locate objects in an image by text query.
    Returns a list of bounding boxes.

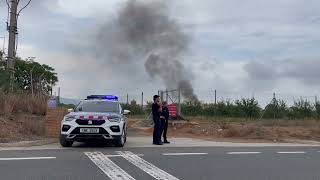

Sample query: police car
[60,95,130,147]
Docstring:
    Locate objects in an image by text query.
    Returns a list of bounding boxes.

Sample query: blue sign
[48,97,58,108]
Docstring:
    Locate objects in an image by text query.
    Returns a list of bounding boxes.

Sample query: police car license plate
[80,128,99,133]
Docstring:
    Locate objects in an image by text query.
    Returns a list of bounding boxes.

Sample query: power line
[17,0,32,16]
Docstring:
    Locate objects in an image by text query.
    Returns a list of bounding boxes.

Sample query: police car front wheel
[114,130,126,147]
[59,135,73,147]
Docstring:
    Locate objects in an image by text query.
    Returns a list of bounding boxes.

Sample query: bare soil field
[0,114,45,143]
[129,117,320,143]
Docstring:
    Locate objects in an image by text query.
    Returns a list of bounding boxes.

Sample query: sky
[0,0,320,105]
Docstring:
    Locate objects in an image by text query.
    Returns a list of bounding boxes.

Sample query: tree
[0,57,58,95]
[264,98,288,119]
[235,98,261,119]
[14,58,58,95]
[289,99,313,119]
[0,50,3,62]
[0,69,11,92]
[315,101,320,119]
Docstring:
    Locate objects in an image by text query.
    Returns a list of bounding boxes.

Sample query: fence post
[273,92,276,119]
[178,89,181,116]
[314,95,319,119]
[214,89,217,105]
[160,91,164,102]
[165,89,168,103]
[141,91,144,108]
[126,94,129,105]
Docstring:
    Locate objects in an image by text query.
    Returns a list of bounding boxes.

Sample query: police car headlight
[108,118,121,123]
[64,115,76,121]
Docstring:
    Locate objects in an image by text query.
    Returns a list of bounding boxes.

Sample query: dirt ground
[0,114,45,143]
[2,115,320,144]
[129,118,320,143]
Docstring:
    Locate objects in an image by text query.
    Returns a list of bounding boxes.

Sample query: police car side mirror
[67,108,74,113]
[123,110,130,115]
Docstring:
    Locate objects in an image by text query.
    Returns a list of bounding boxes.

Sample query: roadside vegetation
[0,57,58,142]
[125,97,320,121]
[127,97,320,142]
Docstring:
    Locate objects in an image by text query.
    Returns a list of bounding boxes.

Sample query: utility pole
[7,0,18,82]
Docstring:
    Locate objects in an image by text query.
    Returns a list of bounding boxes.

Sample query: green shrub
[122,100,146,115]
[263,98,288,119]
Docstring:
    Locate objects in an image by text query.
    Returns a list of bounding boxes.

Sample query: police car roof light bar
[87,95,119,101]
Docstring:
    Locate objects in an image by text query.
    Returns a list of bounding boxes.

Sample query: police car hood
[68,112,121,119]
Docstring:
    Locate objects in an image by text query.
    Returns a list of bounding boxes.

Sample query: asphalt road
[0,145,320,180]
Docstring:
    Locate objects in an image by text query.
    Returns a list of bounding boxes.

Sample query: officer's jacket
[162,106,170,120]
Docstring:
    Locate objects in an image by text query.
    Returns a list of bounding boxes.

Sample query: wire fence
[118,90,320,120]
[118,90,319,107]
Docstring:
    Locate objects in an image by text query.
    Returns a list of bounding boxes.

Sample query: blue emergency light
[86,95,119,101]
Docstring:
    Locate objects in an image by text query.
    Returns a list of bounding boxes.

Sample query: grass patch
[0,92,48,116]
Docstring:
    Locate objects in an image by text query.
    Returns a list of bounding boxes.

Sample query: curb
[0,138,58,147]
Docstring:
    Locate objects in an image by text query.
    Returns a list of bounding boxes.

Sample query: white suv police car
[60,95,130,147]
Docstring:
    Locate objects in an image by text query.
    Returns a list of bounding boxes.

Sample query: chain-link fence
[118,90,320,120]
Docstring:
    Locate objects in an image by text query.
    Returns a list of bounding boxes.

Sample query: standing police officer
[161,101,170,143]
[152,95,163,145]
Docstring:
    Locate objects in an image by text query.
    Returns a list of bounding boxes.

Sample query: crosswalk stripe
[85,152,135,180]
[117,151,180,180]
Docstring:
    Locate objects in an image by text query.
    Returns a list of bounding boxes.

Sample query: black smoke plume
[95,0,198,102]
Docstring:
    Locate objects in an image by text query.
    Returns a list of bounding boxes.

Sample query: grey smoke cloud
[94,0,198,102]
[245,58,320,88]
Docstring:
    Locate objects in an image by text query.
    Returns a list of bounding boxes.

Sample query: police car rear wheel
[59,135,73,147]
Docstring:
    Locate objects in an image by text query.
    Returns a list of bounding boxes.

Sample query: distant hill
[59,97,80,105]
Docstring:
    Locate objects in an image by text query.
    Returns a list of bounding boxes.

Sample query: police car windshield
[75,101,119,113]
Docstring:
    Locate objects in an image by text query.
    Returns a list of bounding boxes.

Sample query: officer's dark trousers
[161,118,168,141]
[153,117,161,144]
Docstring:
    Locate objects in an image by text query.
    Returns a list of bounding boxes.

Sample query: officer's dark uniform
[161,106,170,143]
[152,102,162,144]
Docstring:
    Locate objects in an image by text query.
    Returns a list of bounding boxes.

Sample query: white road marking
[277,151,306,154]
[163,153,208,156]
[117,151,180,180]
[85,152,135,180]
[0,157,56,161]
[227,152,261,155]
[105,154,144,158]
